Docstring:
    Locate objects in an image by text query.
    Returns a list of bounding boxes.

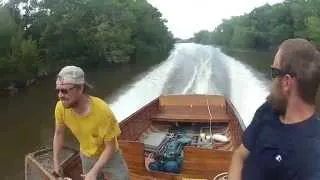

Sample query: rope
[206,98,213,143]
[213,172,228,180]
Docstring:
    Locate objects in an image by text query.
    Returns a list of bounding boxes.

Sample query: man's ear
[77,85,84,94]
[281,75,290,93]
[283,74,296,95]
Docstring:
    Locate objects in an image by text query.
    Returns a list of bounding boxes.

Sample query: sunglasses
[56,86,76,94]
[271,67,295,79]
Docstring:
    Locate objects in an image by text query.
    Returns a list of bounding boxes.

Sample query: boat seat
[151,113,229,122]
[151,105,229,123]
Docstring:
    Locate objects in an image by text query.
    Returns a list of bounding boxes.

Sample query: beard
[61,98,79,109]
[267,81,288,116]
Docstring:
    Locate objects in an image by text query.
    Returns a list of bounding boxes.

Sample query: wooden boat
[25,94,245,180]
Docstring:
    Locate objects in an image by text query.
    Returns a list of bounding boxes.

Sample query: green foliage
[193,30,213,45]
[306,16,320,43]
[0,0,174,88]
[192,0,320,50]
[0,7,41,86]
[0,7,17,56]
[230,26,256,48]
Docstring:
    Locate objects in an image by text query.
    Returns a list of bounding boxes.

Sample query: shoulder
[242,102,274,135]
[90,96,113,112]
[90,96,108,106]
[255,101,276,123]
[313,115,320,126]
[310,115,320,136]
[300,116,320,151]
[250,101,274,125]
[54,100,64,120]
[306,115,320,132]
[256,101,273,115]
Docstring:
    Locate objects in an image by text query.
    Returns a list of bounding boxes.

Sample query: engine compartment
[139,122,230,173]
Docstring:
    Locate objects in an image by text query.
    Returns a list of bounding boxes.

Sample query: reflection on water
[222,48,274,77]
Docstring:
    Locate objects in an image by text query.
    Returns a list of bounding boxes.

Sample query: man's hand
[53,124,65,178]
[83,171,98,180]
[145,153,155,171]
[87,138,115,179]
[228,144,250,180]
[52,164,63,177]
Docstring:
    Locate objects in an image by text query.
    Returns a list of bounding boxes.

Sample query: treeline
[192,0,320,50]
[0,0,174,89]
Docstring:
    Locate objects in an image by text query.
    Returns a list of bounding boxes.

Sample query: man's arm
[53,124,65,175]
[228,144,250,180]
[227,102,269,180]
[145,153,156,171]
[85,138,116,179]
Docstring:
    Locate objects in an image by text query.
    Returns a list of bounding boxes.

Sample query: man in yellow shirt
[53,65,129,180]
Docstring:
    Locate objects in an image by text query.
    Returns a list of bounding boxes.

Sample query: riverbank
[0,59,165,97]
[0,71,48,96]
[1,0,175,97]
[220,47,275,77]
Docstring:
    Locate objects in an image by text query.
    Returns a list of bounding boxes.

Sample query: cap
[56,65,93,88]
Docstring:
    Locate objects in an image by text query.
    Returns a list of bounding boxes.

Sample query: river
[1,43,275,179]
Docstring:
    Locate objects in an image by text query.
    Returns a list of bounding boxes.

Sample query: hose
[213,172,228,180]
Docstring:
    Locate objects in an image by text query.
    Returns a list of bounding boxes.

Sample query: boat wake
[109,43,269,127]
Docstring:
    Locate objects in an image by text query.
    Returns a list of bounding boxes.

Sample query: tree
[0,7,40,86]
[306,16,320,44]
[193,30,212,45]
[230,26,256,48]
[0,0,174,89]
[193,0,320,50]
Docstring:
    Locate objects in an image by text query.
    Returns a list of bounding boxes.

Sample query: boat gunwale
[119,97,159,127]
[225,98,246,130]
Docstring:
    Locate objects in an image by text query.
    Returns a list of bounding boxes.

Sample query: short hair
[279,38,320,104]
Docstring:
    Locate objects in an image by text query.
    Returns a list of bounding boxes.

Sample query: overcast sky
[147,0,284,39]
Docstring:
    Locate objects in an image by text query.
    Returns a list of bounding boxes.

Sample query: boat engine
[149,133,192,173]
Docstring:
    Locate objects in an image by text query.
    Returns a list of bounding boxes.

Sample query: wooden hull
[118,95,244,179]
[25,94,245,180]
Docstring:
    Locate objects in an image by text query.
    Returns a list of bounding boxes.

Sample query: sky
[147,0,284,39]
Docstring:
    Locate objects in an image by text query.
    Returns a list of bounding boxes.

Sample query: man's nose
[58,91,64,98]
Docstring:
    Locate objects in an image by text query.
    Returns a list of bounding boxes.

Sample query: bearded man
[53,65,129,180]
[228,38,320,180]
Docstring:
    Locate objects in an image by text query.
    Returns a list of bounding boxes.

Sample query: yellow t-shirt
[55,96,121,157]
